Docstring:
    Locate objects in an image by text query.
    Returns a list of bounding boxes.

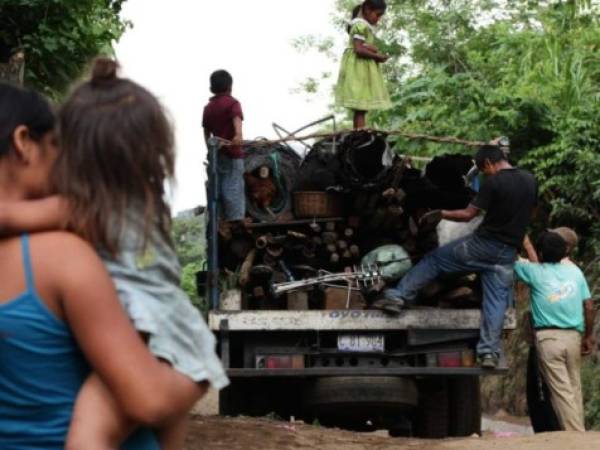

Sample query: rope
[268,152,288,214]
[215,128,487,149]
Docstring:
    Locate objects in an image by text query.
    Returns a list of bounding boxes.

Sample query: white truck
[203,131,516,437]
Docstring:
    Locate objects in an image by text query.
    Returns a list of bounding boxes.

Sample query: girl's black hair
[0,83,55,156]
[347,1,387,32]
[474,145,507,170]
[210,70,233,95]
[537,232,567,264]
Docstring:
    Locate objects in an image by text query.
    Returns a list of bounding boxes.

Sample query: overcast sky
[115,0,341,213]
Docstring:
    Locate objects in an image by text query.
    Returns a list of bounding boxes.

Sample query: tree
[172,215,208,312]
[0,0,130,98]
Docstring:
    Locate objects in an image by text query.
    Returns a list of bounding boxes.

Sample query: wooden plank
[208,308,517,332]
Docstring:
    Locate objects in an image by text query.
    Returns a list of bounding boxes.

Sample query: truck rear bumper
[225,366,508,377]
[209,308,517,332]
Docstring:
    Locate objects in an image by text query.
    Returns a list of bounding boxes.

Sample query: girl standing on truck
[335,0,392,129]
[0,59,229,449]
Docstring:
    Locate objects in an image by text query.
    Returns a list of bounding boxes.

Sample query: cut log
[309,222,322,234]
[337,240,348,251]
[321,232,338,245]
[326,244,338,254]
[348,216,361,228]
[239,249,257,287]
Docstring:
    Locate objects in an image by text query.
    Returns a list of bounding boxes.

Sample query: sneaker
[372,298,405,315]
[479,354,498,369]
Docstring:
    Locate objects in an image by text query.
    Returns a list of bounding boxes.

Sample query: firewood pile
[219,130,482,310]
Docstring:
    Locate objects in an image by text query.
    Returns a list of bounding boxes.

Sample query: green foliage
[181,261,209,315]
[0,0,130,98]
[172,216,208,313]
[582,357,600,430]
[172,216,206,267]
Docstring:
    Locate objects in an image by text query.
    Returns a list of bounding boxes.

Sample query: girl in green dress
[335,0,391,129]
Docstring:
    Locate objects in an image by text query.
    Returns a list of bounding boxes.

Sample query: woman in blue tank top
[0,84,199,448]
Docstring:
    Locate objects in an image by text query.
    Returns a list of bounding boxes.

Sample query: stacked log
[219,131,481,310]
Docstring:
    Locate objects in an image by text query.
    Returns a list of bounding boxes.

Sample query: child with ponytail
[0,58,228,449]
[335,0,391,129]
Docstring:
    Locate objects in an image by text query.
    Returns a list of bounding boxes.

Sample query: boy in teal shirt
[516,231,595,431]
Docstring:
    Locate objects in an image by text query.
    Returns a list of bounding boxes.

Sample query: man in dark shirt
[374,145,538,368]
[203,70,245,223]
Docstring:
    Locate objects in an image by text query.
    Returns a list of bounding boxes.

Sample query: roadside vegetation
[0,0,130,99]
[172,215,208,314]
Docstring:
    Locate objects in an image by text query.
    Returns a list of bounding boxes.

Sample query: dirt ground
[185,415,600,450]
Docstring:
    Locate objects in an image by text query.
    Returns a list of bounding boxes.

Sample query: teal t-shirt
[515,261,591,332]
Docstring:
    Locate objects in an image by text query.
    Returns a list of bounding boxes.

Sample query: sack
[361,244,412,282]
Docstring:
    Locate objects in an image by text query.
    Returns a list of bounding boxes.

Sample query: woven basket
[293,191,342,218]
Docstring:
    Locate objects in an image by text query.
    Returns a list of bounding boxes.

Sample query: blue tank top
[0,235,159,450]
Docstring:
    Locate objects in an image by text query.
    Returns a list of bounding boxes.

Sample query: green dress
[335,18,392,111]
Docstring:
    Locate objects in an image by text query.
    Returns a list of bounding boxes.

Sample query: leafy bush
[172,215,208,314]
[181,261,209,316]
[0,0,130,98]
[582,357,600,430]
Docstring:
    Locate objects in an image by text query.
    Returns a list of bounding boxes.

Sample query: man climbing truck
[204,129,517,438]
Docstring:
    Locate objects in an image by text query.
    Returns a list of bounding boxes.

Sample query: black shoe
[372,298,405,315]
[479,354,498,369]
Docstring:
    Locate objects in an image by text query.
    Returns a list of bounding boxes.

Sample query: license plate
[337,334,385,353]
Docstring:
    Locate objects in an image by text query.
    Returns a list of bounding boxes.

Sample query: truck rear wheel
[448,376,482,436]
[303,376,417,431]
[413,379,449,438]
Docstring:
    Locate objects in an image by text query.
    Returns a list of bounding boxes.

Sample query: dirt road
[185,416,600,450]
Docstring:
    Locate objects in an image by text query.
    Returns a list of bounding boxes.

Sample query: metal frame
[272,115,337,157]
[225,367,508,377]
[207,138,221,310]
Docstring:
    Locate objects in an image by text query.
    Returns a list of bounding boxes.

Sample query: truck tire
[448,376,482,436]
[303,376,417,430]
[219,381,247,417]
[413,379,449,438]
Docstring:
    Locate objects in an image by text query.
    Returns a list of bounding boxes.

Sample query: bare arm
[0,196,69,236]
[52,234,203,425]
[203,128,211,149]
[582,299,596,355]
[232,116,243,146]
[522,235,539,263]
[353,39,388,62]
[441,205,480,222]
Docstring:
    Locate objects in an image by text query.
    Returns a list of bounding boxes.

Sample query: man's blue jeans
[386,234,517,358]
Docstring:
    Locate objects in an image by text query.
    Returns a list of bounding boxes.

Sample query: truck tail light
[437,352,462,367]
[257,355,305,369]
